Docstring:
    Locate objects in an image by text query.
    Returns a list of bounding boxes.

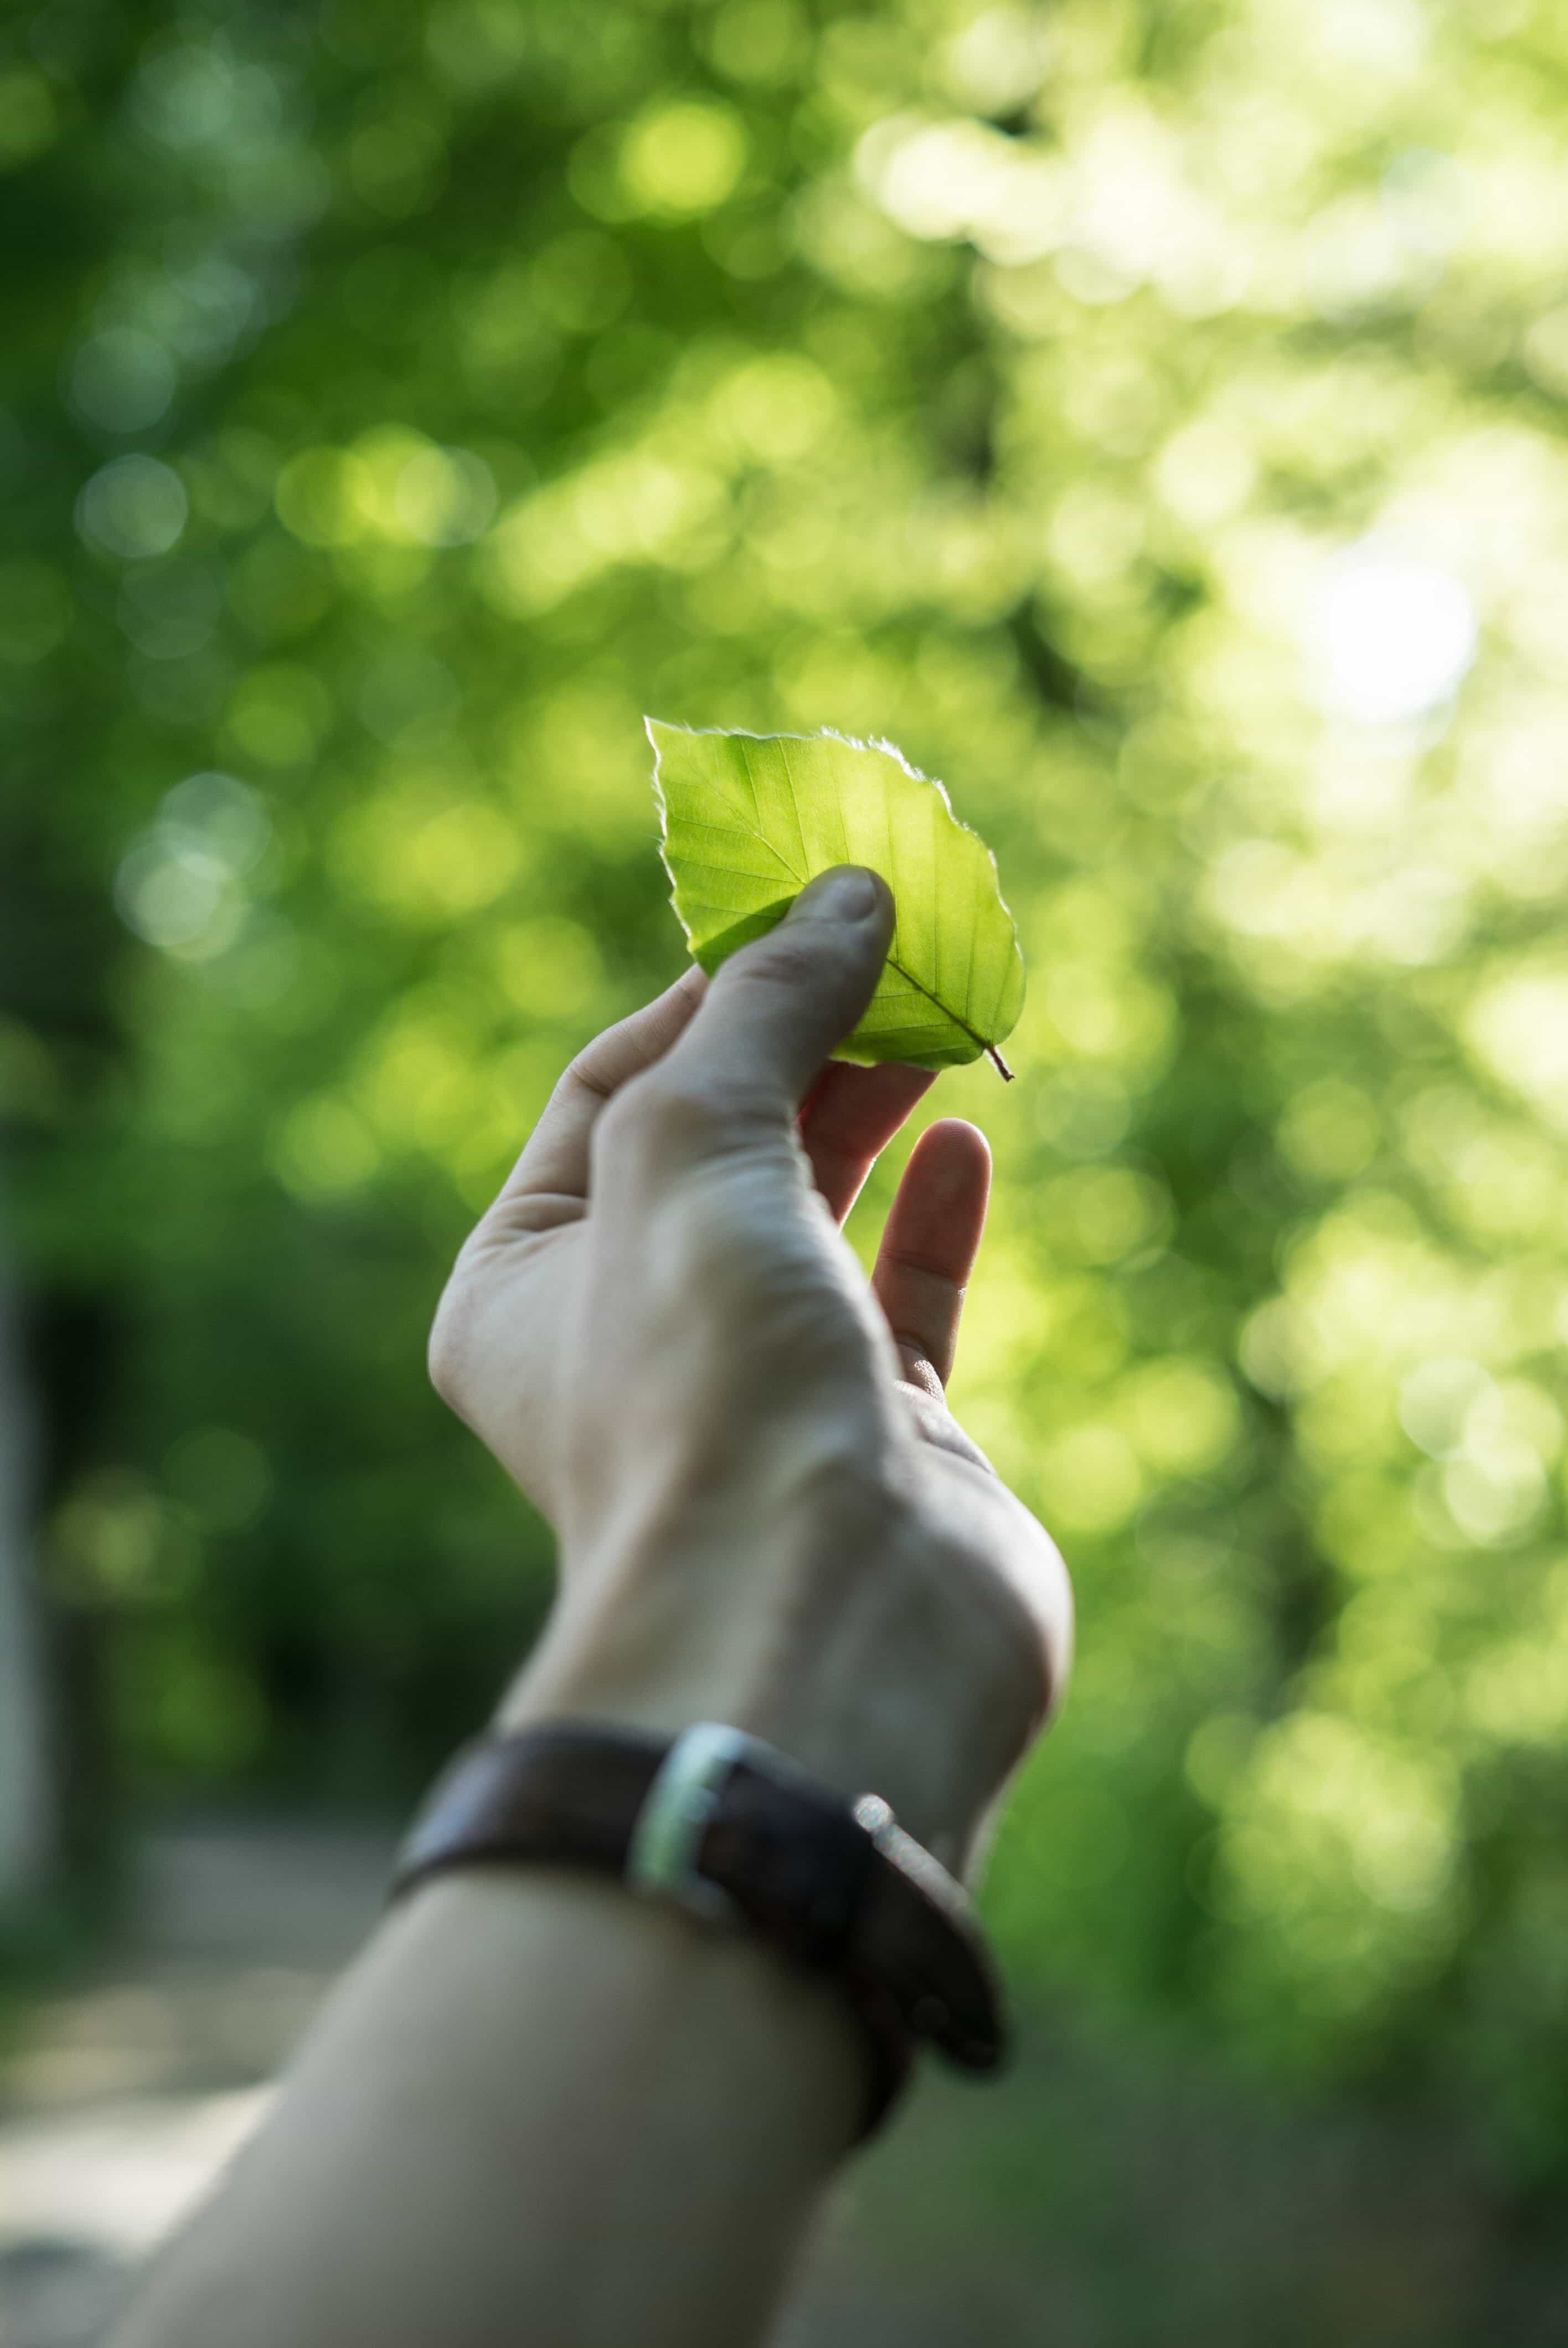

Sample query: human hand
[429,869,1071,1875]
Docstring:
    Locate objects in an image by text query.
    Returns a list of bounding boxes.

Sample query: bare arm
[113,868,1071,2348]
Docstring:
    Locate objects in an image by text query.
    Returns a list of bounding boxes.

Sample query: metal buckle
[626,1722,749,1925]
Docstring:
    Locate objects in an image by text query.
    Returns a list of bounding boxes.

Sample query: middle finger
[797,1060,934,1223]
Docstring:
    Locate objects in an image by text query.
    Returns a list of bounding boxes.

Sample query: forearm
[114,884,1069,2348]
[115,1867,866,2348]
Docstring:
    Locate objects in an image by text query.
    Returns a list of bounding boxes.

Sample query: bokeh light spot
[76,456,188,560]
[68,329,177,435]
[164,1428,273,1532]
[271,1095,381,1201]
[0,66,55,169]
[620,100,747,216]
[392,445,497,547]
[1305,539,1477,725]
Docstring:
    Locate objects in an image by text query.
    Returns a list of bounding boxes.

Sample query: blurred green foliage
[7,0,1568,2185]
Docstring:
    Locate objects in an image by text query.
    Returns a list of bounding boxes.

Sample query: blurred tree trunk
[0,1196,53,1898]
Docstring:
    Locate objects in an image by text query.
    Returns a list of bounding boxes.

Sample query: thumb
[662,867,895,1109]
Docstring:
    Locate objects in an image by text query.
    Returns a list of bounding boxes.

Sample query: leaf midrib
[719,793,988,1057]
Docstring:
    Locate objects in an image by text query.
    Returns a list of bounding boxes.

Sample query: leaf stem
[885,953,1016,1078]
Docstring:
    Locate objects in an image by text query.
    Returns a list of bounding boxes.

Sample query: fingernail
[793,867,881,922]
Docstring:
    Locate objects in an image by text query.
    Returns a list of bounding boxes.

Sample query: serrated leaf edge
[645,715,1023,1068]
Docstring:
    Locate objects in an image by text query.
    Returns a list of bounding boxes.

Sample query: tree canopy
[7,0,1568,2180]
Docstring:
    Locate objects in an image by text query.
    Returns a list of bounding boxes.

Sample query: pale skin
[112,867,1072,2348]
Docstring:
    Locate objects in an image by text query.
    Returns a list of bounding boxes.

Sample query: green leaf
[648,719,1025,1075]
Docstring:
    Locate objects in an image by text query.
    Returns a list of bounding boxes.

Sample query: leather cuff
[389,1721,1009,2144]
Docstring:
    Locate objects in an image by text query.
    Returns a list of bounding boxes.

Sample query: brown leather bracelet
[388,1721,1009,2145]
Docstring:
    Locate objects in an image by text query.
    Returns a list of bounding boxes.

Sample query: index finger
[491,967,706,1230]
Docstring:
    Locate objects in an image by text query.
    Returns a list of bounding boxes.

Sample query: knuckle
[803,1435,910,1535]
[728,931,823,993]
[559,1042,614,1109]
[595,1067,760,1169]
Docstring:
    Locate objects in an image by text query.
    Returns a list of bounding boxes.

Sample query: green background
[6,0,1568,2330]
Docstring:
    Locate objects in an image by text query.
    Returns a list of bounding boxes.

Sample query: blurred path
[0,1820,956,2348]
[4,1825,1565,2348]
[0,1823,395,2348]
[0,1821,960,2348]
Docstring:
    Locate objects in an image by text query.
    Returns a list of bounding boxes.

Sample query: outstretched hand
[430,868,1070,1874]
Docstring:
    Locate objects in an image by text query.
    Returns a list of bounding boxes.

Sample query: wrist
[389,1718,1025,2138]
[499,1484,1032,1877]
